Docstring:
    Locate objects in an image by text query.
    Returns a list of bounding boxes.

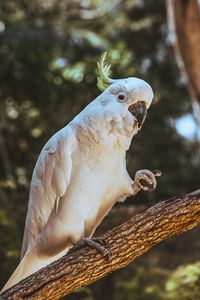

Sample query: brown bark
[167,0,200,105]
[1,189,200,300]
[96,204,146,235]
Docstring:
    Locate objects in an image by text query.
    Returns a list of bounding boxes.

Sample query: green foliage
[110,262,200,300]
[165,262,200,300]
[115,267,166,300]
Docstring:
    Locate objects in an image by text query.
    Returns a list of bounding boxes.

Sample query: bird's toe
[68,237,109,261]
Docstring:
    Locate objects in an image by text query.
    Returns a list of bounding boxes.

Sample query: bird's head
[73,53,153,150]
[95,53,153,139]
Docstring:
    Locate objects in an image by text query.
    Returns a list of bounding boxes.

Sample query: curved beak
[128,101,147,129]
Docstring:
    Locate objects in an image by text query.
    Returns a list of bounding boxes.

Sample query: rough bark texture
[167,0,200,104]
[1,189,200,300]
[96,205,146,235]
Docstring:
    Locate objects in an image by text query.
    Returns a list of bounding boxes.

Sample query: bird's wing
[21,126,76,259]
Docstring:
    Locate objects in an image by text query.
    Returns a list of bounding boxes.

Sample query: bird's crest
[97,52,114,91]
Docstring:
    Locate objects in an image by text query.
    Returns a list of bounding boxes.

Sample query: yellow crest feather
[97,52,113,91]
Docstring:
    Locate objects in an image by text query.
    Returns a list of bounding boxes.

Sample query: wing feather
[21,126,76,258]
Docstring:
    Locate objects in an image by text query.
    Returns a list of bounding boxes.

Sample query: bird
[2,52,159,291]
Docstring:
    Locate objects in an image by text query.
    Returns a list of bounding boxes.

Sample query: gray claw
[93,237,107,247]
[68,237,109,261]
[139,179,155,192]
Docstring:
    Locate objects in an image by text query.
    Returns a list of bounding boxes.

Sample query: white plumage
[2,74,157,291]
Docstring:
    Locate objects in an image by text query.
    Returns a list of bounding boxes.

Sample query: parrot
[2,52,160,291]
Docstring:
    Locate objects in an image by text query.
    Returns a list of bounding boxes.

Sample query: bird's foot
[92,237,107,248]
[133,169,161,194]
[68,237,109,261]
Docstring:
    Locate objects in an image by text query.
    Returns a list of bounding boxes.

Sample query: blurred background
[0,0,200,299]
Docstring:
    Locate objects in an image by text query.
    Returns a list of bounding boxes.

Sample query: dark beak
[128,101,147,129]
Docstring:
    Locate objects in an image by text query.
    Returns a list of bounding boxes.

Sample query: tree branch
[1,190,200,300]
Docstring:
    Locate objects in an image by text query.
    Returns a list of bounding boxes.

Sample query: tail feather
[1,247,70,292]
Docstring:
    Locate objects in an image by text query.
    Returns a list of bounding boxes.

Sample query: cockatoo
[2,52,160,291]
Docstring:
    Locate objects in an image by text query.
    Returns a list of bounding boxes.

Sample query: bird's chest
[77,156,131,212]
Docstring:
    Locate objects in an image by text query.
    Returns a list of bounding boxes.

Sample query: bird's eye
[117,92,127,103]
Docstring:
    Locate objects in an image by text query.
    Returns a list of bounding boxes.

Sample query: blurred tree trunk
[1,190,200,300]
[167,0,200,132]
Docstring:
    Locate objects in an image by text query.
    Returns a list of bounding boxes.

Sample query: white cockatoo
[2,53,160,291]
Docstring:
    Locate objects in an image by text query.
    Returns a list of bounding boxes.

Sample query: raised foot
[68,237,109,261]
[133,169,162,194]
